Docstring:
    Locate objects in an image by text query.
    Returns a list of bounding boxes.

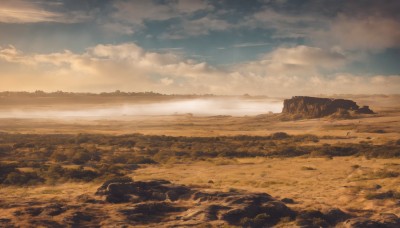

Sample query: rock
[203,205,228,221]
[97,179,191,203]
[63,211,93,226]
[95,176,134,195]
[221,196,295,226]
[323,208,351,225]
[119,202,184,223]
[296,210,329,227]
[343,217,382,228]
[282,96,374,119]
[166,186,192,201]
[222,208,247,224]
[281,198,295,204]
[76,194,99,204]
[192,191,234,202]
[356,106,375,114]
[94,179,390,227]
[43,203,67,216]
[342,214,399,228]
[377,213,400,228]
[105,193,133,204]
[107,182,137,196]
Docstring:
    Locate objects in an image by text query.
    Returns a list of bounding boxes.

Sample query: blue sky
[0,0,399,95]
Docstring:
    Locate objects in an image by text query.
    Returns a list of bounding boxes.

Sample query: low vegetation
[0,132,399,186]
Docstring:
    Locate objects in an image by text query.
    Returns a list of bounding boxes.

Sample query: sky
[0,0,400,96]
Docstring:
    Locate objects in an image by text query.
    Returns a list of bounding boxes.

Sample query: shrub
[293,134,319,143]
[0,163,18,182]
[271,132,290,140]
[71,150,93,164]
[0,145,12,154]
[64,168,99,181]
[365,191,400,200]
[51,152,68,162]
[371,169,399,179]
[301,166,317,171]
[3,171,44,185]
[46,164,65,179]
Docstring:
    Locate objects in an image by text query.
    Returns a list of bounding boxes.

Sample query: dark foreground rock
[282,96,374,118]
[342,214,400,228]
[96,179,192,203]
[5,178,397,227]
[96,178,297,226]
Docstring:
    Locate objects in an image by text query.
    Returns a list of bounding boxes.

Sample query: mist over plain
[0,97,283,119]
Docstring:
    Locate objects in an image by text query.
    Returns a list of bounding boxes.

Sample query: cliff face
[282,96,374,118]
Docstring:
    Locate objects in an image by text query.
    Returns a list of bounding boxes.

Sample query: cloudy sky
[0,0,399,96]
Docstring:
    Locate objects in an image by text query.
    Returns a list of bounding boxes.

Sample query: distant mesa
[282,96,374,119]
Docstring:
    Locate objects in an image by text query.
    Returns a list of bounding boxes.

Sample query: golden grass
[132,157,400,217]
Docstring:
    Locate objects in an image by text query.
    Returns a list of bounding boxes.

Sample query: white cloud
[0,43,399,96]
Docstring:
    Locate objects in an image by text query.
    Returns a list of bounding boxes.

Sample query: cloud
[244,7,325,39]
[164,17,232,38]
[0,0,93,24]
[245,1,400,52]
[112,0,212,26]
[0,43,219,92]
[233,42,271,48]
[175,0,214,14]
[0,43,399,96]
[111,0,223,38]
[314,15,400,51]
[101,22,135,35]
[0,0,63,23]
[235,45,348,77]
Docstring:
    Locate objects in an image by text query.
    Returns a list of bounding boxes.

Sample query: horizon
[1,0,400,95]
[1,90,399,97]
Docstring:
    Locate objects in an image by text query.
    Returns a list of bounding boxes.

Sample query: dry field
[0,94,399,227]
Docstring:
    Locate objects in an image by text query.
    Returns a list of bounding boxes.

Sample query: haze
[0,98,282,119]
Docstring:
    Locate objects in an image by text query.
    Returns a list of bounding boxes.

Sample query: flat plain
[0,93,399,227]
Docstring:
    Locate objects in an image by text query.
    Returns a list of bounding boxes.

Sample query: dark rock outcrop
[119,202,185,223]
[282,96,374,118]
[96,179,191,203]
[93,178,400,227]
